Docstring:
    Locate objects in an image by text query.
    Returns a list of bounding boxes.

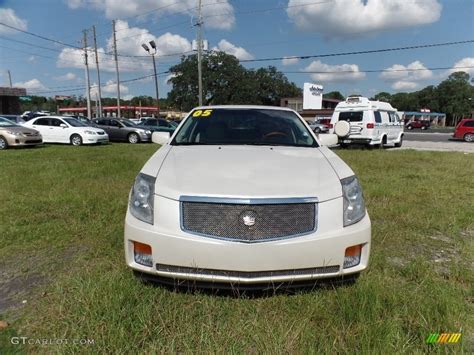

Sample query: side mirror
[60,123,68,128]
[152,131,171,145]
[318,133,338,147]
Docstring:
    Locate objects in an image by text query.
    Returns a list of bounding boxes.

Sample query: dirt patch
[0,245,88,315]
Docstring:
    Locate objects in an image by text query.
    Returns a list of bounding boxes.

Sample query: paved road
[404,132,454,142]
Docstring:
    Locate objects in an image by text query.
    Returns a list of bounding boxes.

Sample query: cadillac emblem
[241,211,257,227]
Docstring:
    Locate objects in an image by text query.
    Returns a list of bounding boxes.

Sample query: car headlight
[341,176,366,227]
[145,130,151,135]
[6,131,24,137]
[84,130,96,135]
[129,173,155,224]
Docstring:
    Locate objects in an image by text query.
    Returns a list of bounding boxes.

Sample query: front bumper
[84,134,109,144]
[6,135,42,147]
[124,196,371,285]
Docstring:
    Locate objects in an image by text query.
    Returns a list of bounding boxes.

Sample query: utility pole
[112,20,121,118]
[92,25,102,118]
[83,29,92,119]
[196,0,203,106]
[7,70,12,87]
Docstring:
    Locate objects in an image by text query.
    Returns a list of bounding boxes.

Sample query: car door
[379,111,390,141]
[30,117,52,141]
[94,119,115,140]
[111,120,128,140]
[50,118,70,143]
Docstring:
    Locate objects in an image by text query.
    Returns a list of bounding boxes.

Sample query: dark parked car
[91,118,151,143]
[453,118,474,142]
[406,120,430,130]
[137,118,176,133]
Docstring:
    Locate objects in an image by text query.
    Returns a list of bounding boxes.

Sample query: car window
[109,120,120,127]
[339,111,364,122]
[34,117,51,126]
[121,120,136,127]
[144,120,157,126]
[463,121,474,127]
[380,112,390,124]
[172,108,317,147]
[64,118,88,127]
[158,119,169,127]
[0,117,18,127]
[51,118,64,127]
[374,111,382,123]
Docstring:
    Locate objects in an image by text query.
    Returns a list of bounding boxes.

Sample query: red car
[406,120,430,130]
[453,119,474,142]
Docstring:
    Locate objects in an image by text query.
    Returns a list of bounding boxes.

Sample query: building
[0,87,26,114]
[280,97,341,121]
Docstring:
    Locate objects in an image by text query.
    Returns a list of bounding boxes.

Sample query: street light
[142,40,160,117]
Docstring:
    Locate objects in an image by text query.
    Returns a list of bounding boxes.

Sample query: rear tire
[394,135,403,148]
[407,125,413,130]
[70,134,82,146]
[314,127,321,133]
[0,136,8,150]
[128,132,139,144]
[464,133,474,142]
[421,126,427,130]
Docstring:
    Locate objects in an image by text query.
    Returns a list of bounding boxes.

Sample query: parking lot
[400,132,474,153]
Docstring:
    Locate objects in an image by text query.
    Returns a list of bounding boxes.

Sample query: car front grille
[23,132,39,136]
[156,264,339,278]
[181,198,317,242]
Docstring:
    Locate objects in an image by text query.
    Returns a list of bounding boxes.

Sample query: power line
[282,65,474,75]
[239,39,474,63]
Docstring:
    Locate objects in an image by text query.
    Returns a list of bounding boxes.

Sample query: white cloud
[447,57,474,77]
[0,8,27,33]
[66,0,235,30]
[90,80,129,98]
[212,39,253,60]
[391,81,419,90]
[57,21,191,73]
[287,0,442,38]
[282,57,299,66]
[380,61,432,90]
[14,79,48,91]
[304,60,365,82]
[28,56,36,63]
[55,72,77,81]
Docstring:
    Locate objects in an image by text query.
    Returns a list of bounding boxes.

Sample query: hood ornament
[242,211,257,227]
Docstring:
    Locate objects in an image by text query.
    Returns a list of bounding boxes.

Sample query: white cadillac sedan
[24,116,108,145]
[125,106,371,288]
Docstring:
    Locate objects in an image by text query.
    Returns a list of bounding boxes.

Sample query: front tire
[128,133,139,144]
[407,125,413,130]
[464,133,474,142]
[0,136,8,150]
[421,126,427,130]
[314,127,321,133]
[70,134,82,146]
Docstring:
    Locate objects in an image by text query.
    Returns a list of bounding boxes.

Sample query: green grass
[0,144,473,353]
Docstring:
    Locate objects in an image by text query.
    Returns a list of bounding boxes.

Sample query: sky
[0,0,473,100]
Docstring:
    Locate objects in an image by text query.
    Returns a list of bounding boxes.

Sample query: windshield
[0,117,18,127]
[121,120,137,127]
[172,108,318,147]
[63,118,88,127]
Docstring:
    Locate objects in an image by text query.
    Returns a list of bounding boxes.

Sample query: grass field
[0,143,473,353]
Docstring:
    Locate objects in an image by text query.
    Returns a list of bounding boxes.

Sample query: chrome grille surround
[156,263,340,278]
[180,196,318,243]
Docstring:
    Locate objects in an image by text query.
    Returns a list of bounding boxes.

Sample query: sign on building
[303,83,323,110]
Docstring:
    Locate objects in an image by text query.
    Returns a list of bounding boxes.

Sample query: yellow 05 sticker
[192,109,213,117]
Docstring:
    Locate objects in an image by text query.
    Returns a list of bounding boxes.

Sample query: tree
[167,52,301,110]
[372,92,391,102]
[324,91,345,101]
[436,72,474,125]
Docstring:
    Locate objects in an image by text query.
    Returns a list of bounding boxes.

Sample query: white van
[329,96,404,148]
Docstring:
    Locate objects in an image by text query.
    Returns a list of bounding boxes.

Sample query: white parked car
[329,96,404,148]
[125,106,371,288]
[24,116,108,145]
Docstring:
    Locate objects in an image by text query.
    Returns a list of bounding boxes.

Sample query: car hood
[0,126,40,135]
[75,127,106,134]
[148,145,344,202]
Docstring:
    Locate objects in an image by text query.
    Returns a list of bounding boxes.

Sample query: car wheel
[0,136,8,150]
[464,133,474,142]
[70,134,82,146]
[421,126,427,130]
[314,127,321,133]
[407,125,413,130]
[128,132,139,144]
[378,136,387,149]
[394,135,403,148]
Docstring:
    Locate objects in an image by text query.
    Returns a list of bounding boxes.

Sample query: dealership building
[0,87,27,115]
